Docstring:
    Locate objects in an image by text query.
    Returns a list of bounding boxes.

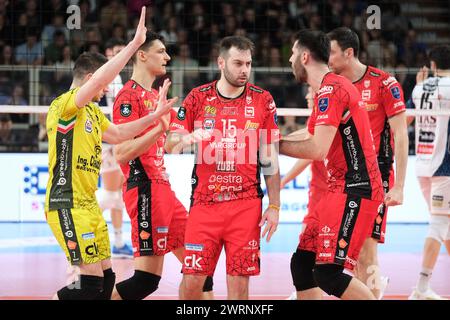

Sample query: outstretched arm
[75,7,147,108]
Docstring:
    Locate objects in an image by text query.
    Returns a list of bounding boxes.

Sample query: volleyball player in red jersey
[109,31,213,300]
[328,27,408,299]
[166,36,280,300]
[280,29,384,300]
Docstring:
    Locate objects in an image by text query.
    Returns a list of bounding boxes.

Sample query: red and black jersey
[113,80,176,188]
[308,73,384,201]
[170,81,280,206]
[353,66,406,171]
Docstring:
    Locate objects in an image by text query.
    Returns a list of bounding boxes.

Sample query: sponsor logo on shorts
[81,232,95,240]
[432,195,444,207]
[140,230,151,240]
[185,243,204,252]
[184,254,202,270]
[157,236,167,250]
[67,240,77,250]
[338,238,348,249]
[156,227,169,233]
[323,240,330,248]
[65,230,73,238]
[346,256,357,266]
[375,215,383,225]
[140,221,149,229]
[85,243,99,256]
[319,252,332,258]
[348,201,358,208]
[247,266,256,272]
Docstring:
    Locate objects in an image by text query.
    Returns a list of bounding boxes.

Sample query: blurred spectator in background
[4,84,29,124]
[44,30,67,65]
[40,14,68,49]
[100,0,128,39]
[398,29,427,68]
[15,30,43,65]
[0,44,15,65]
[160,16,178,46]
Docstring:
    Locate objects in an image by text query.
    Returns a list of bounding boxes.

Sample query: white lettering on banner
[0,154,430,223]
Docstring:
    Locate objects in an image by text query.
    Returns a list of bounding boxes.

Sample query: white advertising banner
[0,153,429,223]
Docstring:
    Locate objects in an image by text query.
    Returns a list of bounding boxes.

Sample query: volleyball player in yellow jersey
[45,7,178,300]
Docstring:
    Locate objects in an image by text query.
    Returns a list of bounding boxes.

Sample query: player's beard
[294,59,308,83]
[223,64,248,88]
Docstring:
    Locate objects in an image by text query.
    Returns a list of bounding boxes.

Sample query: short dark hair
[294,29,330,64]
[327,27,360,58]
[131,31,164,63]
[429,45,450,70]
[219,36,255,56]
[105,38,126,51]
[73,52,108,79]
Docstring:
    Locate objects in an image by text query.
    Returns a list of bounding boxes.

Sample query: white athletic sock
[114,228,124,248]
[417,267,433,292]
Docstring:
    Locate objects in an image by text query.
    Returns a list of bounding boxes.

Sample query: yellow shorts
[46,206,111,265]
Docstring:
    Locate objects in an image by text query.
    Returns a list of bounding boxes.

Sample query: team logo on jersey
[245,106,254,118]
[144,100,155,112]
[246,96,252,104]
[244,120,260,131]
[177,107,186,120]
[318,98,329,112]
[364,80,370,88]
[222,107,238,116]
[204,105,217,117]
[362,90,371,101]
[84,119,92,133]
[120,103,132,117]
[390,87,401,99]
[203,119,215,132]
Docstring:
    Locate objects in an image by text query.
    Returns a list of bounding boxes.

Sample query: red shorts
[298,186,327,252]
[123,181,187,257]
[303,192,382,271]
[370,167,394,243]
[182,198,262,277]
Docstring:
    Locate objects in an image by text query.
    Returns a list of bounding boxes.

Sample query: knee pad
[290,249,318,291]
[98,268,116,300]
[428,215,450,242]
[313,264,352,298]
[98,190,124,211]
[203,276,213,292]
[115,270,161,300]
[57,275,104,300]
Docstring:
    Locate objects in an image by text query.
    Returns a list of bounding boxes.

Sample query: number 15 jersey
[170,81,279,206]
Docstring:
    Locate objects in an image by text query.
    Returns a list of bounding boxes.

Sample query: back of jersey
[412,76,450,177]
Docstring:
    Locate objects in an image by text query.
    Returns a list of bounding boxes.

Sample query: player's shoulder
[117,80,142,95]
[49,88,77,113]
[191,82,215,95]
[319,73,351,94]
[368,65,398,87]
[247,83,267,95]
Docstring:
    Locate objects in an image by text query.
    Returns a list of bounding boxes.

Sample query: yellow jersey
[45,88,111,211]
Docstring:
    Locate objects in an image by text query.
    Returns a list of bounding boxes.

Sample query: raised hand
[155,78,178,117]
[132,7,148,47]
